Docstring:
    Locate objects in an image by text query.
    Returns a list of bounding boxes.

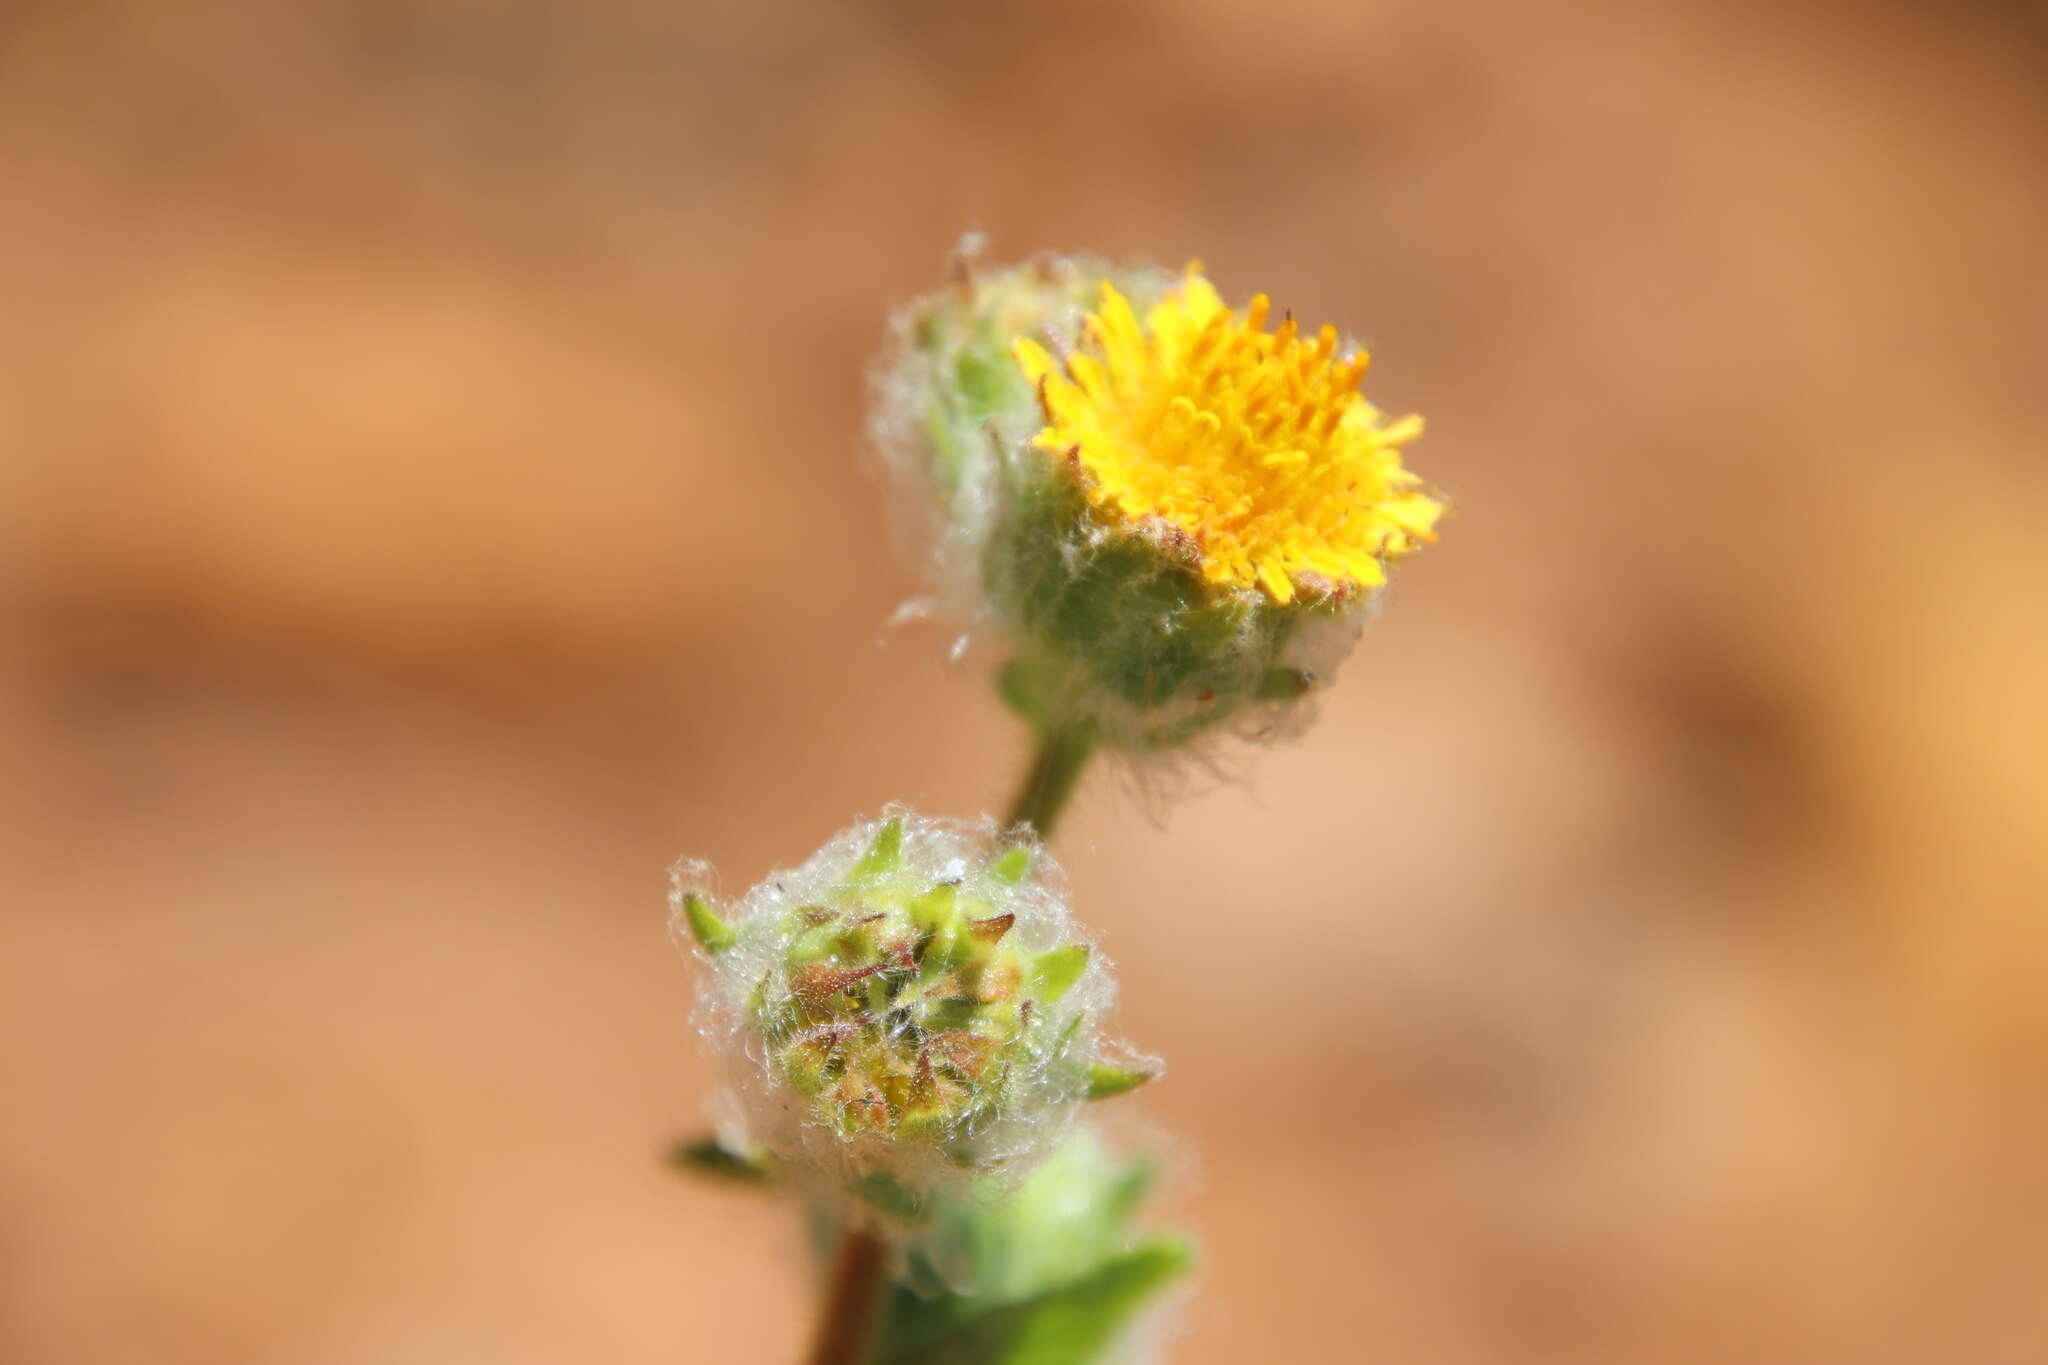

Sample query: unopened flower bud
[671,810,1153,1221]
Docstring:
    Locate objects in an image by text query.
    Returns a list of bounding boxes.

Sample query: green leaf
[665,1135,771,1185]
[989,1242,1194,1365]
[866,1240,1193,1365]
[937,1131,1157,1293]
[681,894,735,954]
[830,1127,1191,1364]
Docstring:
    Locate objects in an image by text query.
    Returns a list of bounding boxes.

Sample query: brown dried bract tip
[968,913,1016,944]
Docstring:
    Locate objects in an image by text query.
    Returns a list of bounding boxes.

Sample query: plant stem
[1005,721,1097,840]
[804,1225,887,1365]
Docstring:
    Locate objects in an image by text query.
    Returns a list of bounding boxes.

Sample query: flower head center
[1013,271,1441,604]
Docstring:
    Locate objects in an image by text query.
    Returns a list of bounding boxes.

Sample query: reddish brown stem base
[802,1226,887,1365]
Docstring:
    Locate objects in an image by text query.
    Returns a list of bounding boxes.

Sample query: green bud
[670,810,1157,1217]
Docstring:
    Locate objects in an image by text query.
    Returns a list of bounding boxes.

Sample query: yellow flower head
[1012,270,1442,605]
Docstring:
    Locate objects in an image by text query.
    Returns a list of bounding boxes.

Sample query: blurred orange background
[3,2,2044,1362]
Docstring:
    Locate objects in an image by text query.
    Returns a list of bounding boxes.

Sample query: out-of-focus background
[3,2,2043,1361]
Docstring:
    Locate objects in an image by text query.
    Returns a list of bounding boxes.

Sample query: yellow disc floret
[1012,270,1443,605]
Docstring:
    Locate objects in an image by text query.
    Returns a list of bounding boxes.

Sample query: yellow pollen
[1013,270,1443,604]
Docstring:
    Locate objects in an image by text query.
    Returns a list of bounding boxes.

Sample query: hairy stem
[804,1225,887,1365]
[1005,721,1098,840]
